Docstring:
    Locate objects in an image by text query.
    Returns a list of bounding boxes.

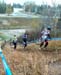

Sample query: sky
[3,0,61,6]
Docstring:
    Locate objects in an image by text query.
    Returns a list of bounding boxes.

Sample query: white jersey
[41,28,50,40]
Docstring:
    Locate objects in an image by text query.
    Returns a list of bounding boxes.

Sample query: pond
[0,29,26,40]
[0,29,61,41]
[51,38,61,40]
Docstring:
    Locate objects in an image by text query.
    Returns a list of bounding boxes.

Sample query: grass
[0,17,40,29]
[0,16,61,75]
[1,40,61,75]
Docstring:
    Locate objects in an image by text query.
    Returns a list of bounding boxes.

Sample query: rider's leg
[23,39,27,49]
[44,40,48,48]
[24,42,27,48]
[13,40,17,50]
[40,42,44,47]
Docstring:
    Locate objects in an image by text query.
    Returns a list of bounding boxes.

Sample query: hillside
[0,40,61,75]
[0,17,40,29]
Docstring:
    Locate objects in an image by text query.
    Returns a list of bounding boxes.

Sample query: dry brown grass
[0,18,40,29]
[0,58,5,75]
[1,40,61,75]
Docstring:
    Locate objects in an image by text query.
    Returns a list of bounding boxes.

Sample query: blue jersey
[22,34,27,39]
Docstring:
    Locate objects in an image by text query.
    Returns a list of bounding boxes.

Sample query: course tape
[0,49,12,75]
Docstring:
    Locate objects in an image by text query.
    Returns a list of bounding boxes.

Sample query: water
[32,38,61,43]
[0,12,40,18]
[51,38,61,40]
[0,29,61,41]
[0,29,26,40]
[10,12,40,18]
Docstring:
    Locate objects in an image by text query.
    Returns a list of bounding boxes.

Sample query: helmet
[47,26,51,30]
